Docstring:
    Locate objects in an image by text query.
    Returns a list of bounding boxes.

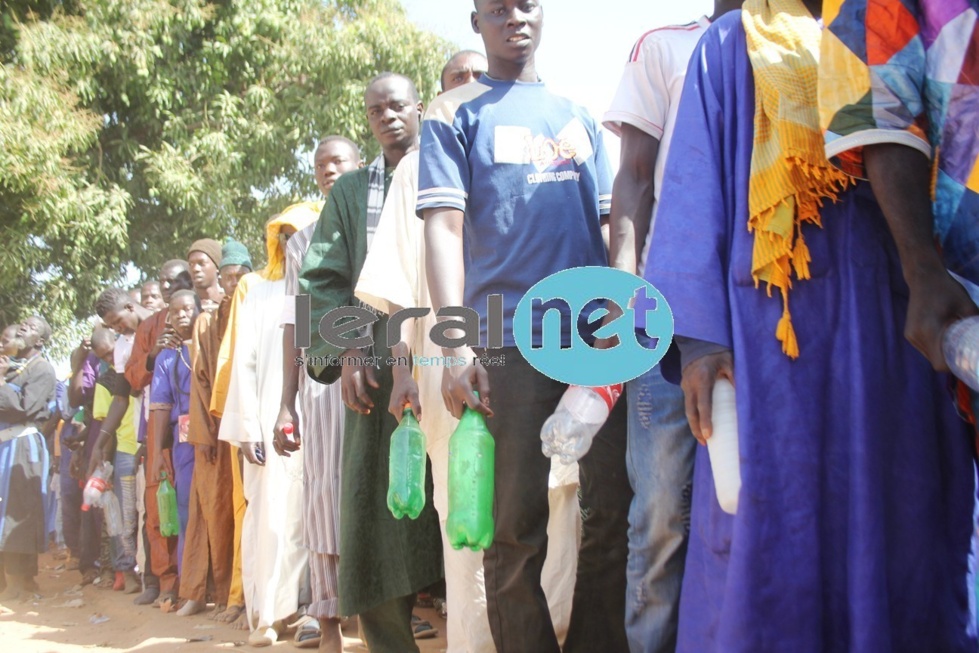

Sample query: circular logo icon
[513,267,674,386]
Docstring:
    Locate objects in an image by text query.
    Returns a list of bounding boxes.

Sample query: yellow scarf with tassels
[742,0,852,358]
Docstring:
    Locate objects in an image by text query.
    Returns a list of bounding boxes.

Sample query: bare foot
[213,604,243,623]
[176,598,204,616]
[231,611,250,631]
[207,603,227,620]
[0,575,28,602]
[340,615,359,636]
[320,618,343,653]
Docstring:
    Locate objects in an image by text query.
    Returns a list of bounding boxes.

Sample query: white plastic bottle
[81,461,113,512]
[101,489,124,537]
[707,379,740,515]
[541,384,623,464]
[943,316,979,392]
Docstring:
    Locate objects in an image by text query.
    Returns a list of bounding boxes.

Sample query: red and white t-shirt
[603,16,711,271]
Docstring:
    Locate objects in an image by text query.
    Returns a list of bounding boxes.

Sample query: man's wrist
[903,254,951,288]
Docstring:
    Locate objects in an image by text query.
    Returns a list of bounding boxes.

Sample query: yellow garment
[93,384,139,456]
[227,448,246,607]
[261,202,322,282]
[742,0,852,358]
[209,202,321,417]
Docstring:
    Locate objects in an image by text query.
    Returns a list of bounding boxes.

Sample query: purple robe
[150,345,194,574]
[645,12,977,653]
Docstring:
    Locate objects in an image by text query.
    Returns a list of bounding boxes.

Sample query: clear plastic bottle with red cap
[81,461,113,512]
[540,384,623,464]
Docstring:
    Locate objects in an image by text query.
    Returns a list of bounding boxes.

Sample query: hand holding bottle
[541,384,623,464]
[447,397,495,551]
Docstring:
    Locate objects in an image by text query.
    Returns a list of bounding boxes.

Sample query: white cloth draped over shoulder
[218,278,307,631]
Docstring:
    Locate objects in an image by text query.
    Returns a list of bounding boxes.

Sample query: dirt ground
[1,552,448,652]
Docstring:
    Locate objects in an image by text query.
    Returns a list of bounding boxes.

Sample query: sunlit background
[400,0,717,170]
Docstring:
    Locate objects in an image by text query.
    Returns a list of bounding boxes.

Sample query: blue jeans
[624,360,695,653]
[111,451,138,572]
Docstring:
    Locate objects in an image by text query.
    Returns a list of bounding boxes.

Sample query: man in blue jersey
[418,1,631,650]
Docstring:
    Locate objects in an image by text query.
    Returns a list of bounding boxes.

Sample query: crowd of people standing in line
[3,0,979,651]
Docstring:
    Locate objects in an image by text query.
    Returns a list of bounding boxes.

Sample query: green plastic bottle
[446,399,495,551]
[387,407,427,520]
[156,471,180,537]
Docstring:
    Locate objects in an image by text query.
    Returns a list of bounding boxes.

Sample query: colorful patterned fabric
[820,0,979,283]
[742,0,853,359]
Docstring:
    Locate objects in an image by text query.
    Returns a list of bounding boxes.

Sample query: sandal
[411,614,438,640]
[292,615,322,649]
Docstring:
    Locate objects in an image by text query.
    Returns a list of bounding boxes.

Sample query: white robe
[355,151,580,652]
[218,278,307,631]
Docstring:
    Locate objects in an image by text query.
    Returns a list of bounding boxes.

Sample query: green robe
[298,166,443,616]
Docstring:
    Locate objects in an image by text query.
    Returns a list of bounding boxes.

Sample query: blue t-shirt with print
[149,346,191,440]
[417,75,612,348]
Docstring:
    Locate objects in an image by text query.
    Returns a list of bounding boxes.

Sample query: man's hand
[87,445,105,478]
[389,363,422,421]
[272,405,300,457]
[241,441,265,466]
[863,144,979,371]
[71,339,92,372]
[441,347,492,419]
[148,455,164,484]
[63,433,83,451]
[340,348,379,415]
[65,422,88,451]
[680,351,734,446]
[152,327,180,357]
[904,267,978,371]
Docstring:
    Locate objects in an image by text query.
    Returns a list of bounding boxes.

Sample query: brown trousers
[145,421,179,593]
[179,441,235,604]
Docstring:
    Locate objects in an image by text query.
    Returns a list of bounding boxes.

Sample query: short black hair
[316,135,361,160]
[365,72,420,103]
[90,323,116,350]
[169,289,202,311]
[161,259,190,275]
[440,50,486,91]
[95,287,131,318]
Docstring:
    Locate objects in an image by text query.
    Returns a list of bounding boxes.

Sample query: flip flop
[411,614,438,640]
[292,615,321,649]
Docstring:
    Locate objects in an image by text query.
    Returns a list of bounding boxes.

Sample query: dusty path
[1,552,447,652]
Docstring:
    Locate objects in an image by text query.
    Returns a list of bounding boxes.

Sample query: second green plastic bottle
[387,407,427,520]
[446,400,495,551]
[156,471,180,537]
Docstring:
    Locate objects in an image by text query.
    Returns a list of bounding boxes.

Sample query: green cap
[220,238,253,270]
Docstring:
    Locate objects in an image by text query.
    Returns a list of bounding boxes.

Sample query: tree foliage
[0,0,451,352]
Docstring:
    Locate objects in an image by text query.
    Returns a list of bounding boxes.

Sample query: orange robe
[124,309,178,593]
